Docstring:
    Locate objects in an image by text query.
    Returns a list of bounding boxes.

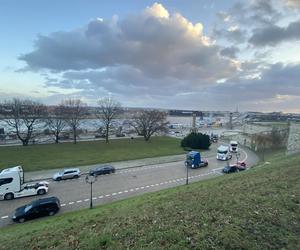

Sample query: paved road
[0,146,258,227]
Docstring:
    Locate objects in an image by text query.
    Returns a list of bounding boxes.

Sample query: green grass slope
[0,152,299,249]
[0,136,183,172]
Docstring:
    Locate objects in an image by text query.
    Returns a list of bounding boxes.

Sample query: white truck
[230,140,238,153]
[216,145,232,161]
[0,166,49,200]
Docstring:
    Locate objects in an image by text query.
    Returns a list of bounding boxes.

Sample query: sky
[0,0,300,112]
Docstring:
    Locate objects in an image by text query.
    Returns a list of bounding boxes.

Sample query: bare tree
[130,110,169,141]
[45,105,67,143]
[62,99,86,144]
[97,97,122,143]
[0,98,47,146]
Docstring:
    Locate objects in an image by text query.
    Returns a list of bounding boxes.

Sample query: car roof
[31,196,60,206]
[188,151,199,156]
[93,165,113,169]
[63,168,80,172]
[218,145,229,151]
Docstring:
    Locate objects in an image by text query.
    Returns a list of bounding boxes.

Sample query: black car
[89,165,116,176]
[222,165,239,174]
[12,196,60,223]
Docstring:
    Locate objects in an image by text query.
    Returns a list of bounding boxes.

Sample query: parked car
[89,165,115,176]
[12,196,60,223]
[53,168,81,181]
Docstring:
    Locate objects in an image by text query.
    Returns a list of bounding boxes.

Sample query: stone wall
[287,122,300,155]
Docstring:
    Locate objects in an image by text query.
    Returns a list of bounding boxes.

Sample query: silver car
[53,168,81,181]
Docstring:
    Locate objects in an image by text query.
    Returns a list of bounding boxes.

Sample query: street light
[186,162,189,185]
[85,175,97,209]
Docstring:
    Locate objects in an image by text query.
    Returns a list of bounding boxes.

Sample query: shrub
[181,132,211,150]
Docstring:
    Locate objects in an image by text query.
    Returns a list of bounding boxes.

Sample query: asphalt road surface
[0,147,258,227]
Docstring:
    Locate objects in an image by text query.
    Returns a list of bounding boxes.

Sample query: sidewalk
[25,154,187,182]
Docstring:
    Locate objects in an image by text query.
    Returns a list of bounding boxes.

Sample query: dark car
[89,165,116,176]
[222,165,239,174]
[12,196,60,223]
[223,163,247,174]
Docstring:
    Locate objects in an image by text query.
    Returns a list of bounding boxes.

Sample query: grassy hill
[0,151,299,249]
[0,136,183,172]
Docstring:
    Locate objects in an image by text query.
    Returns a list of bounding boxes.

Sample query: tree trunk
[54,131,59,143]
[73,127,77,144]
[105,124,109,143]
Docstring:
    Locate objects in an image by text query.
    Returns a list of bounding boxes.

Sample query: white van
[217,145,232,161]
[230,141,238,153]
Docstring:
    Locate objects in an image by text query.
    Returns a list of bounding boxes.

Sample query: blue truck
[185,151,208,169]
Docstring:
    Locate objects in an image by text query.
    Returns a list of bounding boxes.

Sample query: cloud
[249,19,300,46]
[285,0,300,8]
[16,2,300,112]
[19,3,236,84]
[220,46,240,58]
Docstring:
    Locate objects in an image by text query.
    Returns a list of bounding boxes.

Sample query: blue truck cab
[185,151,208,169]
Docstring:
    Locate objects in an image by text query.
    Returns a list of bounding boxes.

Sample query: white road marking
[240,148,248,162]
[1,216,8,219]
[44,161,249,214]
[61,204,66,207]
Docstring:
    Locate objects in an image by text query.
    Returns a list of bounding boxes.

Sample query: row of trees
[0,98,169,146]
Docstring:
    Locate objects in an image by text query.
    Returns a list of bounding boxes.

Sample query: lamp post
[85,175,97,209]
[186,163,189,185]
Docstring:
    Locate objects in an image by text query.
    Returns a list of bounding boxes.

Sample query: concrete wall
[287,122,300,155]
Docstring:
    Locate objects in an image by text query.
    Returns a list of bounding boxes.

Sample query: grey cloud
[249,19,300,46]
[220,46,240,58]
[44,62,300,112]
[20,5,236,84]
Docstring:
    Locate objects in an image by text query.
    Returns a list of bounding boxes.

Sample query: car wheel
[4,193,14,200]
[18,218,25,223]
[74,175,79,179]
[56,177,61,181]
[38,189,46,195]
[49,211,55,216]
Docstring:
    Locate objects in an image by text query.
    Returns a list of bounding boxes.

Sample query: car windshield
[231,144,238,147]
[218,150,227,154]
[24,204,33,213]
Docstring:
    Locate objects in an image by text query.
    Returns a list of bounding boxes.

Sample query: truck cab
[185,151,208,169]
[217,145,232,161]
[0,166,48,200]
[230,140,238,153]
